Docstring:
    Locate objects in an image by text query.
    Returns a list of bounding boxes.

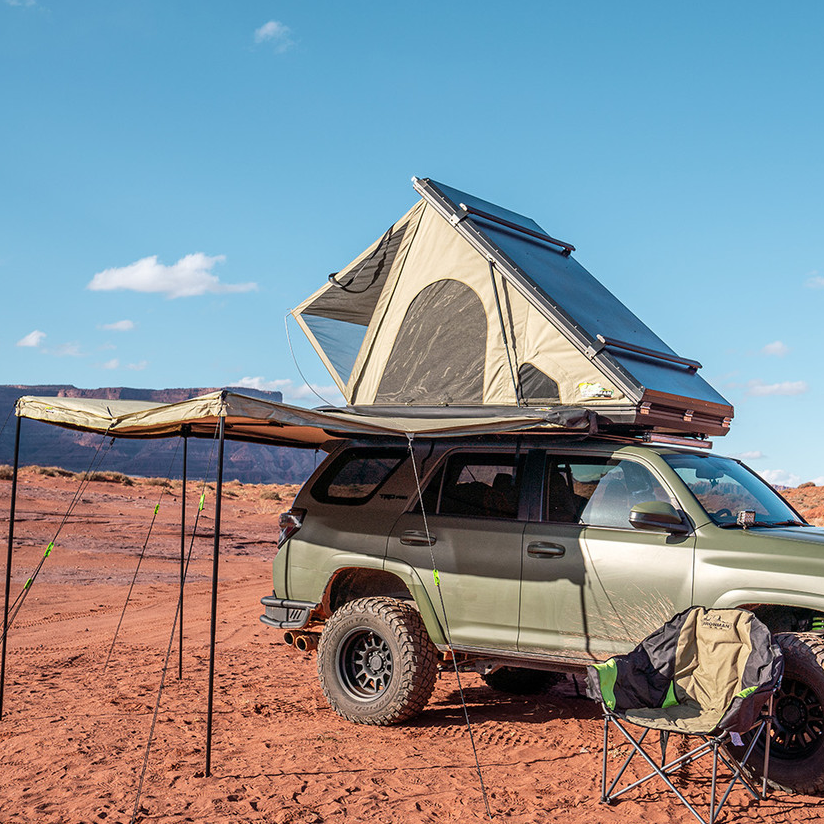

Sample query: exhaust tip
[283,630,296,646]
[295,633,318,652]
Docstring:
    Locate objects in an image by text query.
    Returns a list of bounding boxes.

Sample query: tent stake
[1,415,21,720]
[179,428,189,681]
[205,416,225,777]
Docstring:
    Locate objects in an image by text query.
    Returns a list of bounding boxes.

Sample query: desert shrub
[145,477,172,488]
[260,489,282,501]
[33,466,75,478]
[0,465,13,481]
[87,471,135,486]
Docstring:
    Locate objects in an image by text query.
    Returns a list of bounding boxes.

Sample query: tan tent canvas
[292,178,733,437]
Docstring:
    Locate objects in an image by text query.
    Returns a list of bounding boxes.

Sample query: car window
[423,452,525,520]
[663,453,802,527]
[312,448,407,505]
[544,456,673,528]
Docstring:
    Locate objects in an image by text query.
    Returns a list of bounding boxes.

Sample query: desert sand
[0,467,822,823]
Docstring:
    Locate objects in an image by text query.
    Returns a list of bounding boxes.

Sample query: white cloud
[254,20,294,52]
[5,0,37,7]
[732,450,765,461]
[49,342,82,357]
[233,376,344,406]
[87,253,257,299]
[127,360,148,371]
[101,358,120,370]
[805,271,824,289]
[746,379,808,397]
[17,329,46,347]
[100,319,135,332]
[758,469,802,488]
[761,340,789,357]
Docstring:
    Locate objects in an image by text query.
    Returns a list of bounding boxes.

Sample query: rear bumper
[259,595,318,629]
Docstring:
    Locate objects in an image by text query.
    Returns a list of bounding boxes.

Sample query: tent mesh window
[517,363,560,404]
[302,221,410,383]
[375,279,487,404]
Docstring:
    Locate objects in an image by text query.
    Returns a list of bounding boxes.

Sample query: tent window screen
[311,447,407,505]
[544,456,672,527]
[425,452,525,520]
[375,280,486,404]
[300,222,410,383]
[518,363,560,403]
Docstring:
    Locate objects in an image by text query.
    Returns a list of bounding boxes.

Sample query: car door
[387,448,526,651]
[518,450,695,659]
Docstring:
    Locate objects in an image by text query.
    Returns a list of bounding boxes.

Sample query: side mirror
[629,501,690,534]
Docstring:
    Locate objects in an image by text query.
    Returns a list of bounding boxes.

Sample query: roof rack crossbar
[456,203,576,256]
[588,335,702,373]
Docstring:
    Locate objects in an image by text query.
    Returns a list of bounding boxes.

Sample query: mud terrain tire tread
[763,632,824,794]
[317,596,438,726]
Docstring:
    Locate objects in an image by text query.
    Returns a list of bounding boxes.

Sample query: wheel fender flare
[316,555,447,646]
[712,588,824,613]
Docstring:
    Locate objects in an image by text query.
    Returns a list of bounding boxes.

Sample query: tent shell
[292,177,733,438]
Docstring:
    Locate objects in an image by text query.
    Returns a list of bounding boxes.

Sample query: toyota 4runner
[261,435,824,794]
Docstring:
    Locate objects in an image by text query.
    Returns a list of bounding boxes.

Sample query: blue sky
[2,1,823,485]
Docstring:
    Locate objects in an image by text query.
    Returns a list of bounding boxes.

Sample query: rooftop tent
[292,178,734,437]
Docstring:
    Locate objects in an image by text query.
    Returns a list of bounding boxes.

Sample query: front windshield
[662,453,805,527]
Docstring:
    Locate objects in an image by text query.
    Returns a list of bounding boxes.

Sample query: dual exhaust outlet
[283,629,319,652]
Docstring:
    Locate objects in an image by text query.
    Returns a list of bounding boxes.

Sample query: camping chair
[586,606,783,824]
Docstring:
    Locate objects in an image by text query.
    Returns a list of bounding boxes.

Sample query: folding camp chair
[586,606,783,824]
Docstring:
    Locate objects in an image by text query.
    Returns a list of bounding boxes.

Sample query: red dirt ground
[0,468,822,823]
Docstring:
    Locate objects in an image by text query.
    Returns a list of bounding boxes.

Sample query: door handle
[400,530,437,546]
[527,541,566,559]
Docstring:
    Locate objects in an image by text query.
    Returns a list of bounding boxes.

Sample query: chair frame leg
[600,711,772,824]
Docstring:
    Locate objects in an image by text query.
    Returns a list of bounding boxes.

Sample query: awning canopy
[15,390,593,449]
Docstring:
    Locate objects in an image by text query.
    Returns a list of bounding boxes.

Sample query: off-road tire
[749,633,824,794]
[481,667,564,695]
[317,596,438,725]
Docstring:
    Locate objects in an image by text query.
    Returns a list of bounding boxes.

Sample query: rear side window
[421,452,525,520]
[312,448,406,505]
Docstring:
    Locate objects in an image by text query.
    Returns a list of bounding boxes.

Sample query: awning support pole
[179,427,189,681]
[1,415,22,720]
[205,415,225,777]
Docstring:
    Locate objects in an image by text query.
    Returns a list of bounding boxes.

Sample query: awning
[15,390,593,448]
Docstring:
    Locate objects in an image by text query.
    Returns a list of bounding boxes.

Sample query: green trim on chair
[736,684,758,700]
[593,659,618,710]
[662,681,679,708]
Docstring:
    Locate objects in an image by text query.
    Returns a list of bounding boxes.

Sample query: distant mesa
[0,385,316,485]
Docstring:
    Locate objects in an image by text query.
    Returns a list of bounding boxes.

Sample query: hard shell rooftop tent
[293,178,733,438]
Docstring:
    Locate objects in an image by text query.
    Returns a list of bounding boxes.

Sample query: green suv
[261,436,824,794]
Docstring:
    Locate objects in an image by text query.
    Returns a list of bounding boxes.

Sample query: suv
[261,436,824,794]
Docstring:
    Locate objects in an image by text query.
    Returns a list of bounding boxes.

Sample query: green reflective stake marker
[433,569,440,586]
[44,542,54,558]
[199,493,206,512]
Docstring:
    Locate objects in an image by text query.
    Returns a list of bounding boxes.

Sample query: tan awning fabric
[15,391,582,449]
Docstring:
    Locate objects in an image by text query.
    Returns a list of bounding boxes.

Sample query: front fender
[712,588,824,613]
